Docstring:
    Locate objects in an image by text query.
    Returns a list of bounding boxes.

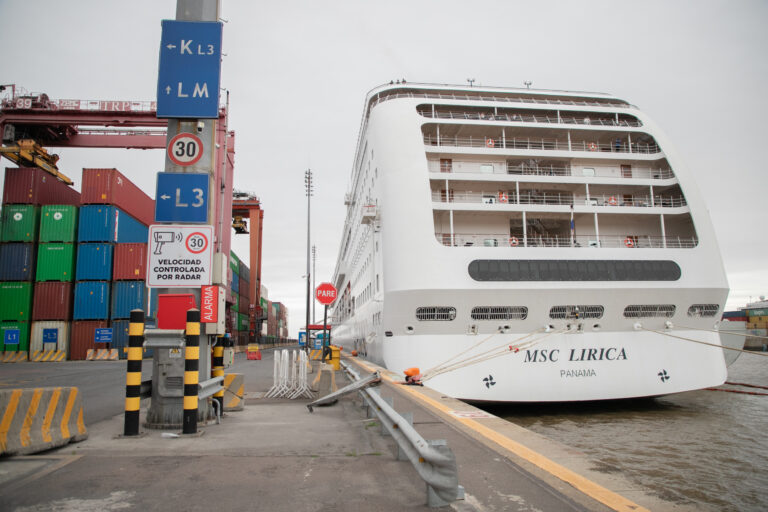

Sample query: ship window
[623,305,676,318]
[468,259,681,281]
[480,164,494,173]
[549,305,604,319]
[687,304,719,317]
[471,306,528,320]
[416,307,456,321]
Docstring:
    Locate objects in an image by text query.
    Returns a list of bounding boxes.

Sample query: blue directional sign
[298,331,306,347]
[155,172,209,223]
[43,328,59,346]
[157,20,223,118]
[4,329,20,346]
[94,328,113,344]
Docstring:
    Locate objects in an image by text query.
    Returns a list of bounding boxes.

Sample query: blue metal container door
[73,281,110,320]
[78,206,149,243]
[75,243,114,281]
[111,281,147,319]
[0,243,36,281]
[110,319,130,359]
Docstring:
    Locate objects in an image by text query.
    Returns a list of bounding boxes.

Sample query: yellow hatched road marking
[0,390,23,451]
[352,359,648,512]
[20,389,43,447]
[41,388,61,443]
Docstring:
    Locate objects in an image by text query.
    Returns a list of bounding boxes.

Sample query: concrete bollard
[222,373,245,411]
[1,387,87,455]
[183,309,200,435]
[124,309,144,436]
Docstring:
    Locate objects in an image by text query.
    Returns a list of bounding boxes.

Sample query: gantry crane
[0,86,263,329]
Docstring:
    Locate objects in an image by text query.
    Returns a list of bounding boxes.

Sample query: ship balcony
[435,232,699,249]
[423,134,660,155]
[429,159,676,181]
[431,191,687,209]
[417,105,642,128]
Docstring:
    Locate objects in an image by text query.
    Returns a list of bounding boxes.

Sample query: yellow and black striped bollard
[124,309,144,436]
[212,336,225,414]
[183,309,200,435]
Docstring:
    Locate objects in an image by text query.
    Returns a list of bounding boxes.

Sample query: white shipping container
[30,321,70,354]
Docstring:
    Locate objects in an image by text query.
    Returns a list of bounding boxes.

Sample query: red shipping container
[239,276,248,299]
[32,282,73,320]
[3,167,80,205]
[80,168,155,226]
[113,243,148,280]
[70,320,108,360]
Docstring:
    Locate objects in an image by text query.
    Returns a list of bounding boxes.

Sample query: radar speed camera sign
[148,224,213,287]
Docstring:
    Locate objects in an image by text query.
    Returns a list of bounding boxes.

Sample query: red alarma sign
[201,285,218,323]
[315,282,337,305]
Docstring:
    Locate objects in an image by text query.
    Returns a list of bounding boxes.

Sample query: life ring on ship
[486,138,495,148]
[588,142,597,151]
[509,237,519,246]
[498,192,508,203]
[608,196,618,206]
[624,237,635,248]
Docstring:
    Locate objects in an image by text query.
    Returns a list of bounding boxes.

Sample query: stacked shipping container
[71,168,152,359]
[1,167,80,354]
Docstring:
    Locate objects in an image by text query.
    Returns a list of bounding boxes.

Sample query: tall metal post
[305,169,313,350]
[312,245,316,324]
[183,308,201,435]
[124,309,145,436]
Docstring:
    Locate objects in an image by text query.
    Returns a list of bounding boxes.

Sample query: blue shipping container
[231,275,239,293]
[76,243,114,281]
[0,243,36,281]
[148,287,160,318]
[77,205,148,243]
[111,281,147,319]
[73,281,110,320]
[111,318,153,359]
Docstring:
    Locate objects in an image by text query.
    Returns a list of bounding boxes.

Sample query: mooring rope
[639,327,768,357]
[676,324,768,340]
[422,328,565,382]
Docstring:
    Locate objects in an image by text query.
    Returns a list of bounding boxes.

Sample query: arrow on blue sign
[155,172,209,223]
[157,20,223,119]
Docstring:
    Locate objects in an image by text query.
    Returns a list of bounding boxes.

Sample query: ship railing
[432,192,687,208]
[430,162,675,180]
[370,90,630,110]
[436,233,699,248]
[341,362,465,508]
[424,135,660,154]
[419,110,642,128]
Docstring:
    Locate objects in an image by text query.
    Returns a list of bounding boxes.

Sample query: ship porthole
[405,325,415,334]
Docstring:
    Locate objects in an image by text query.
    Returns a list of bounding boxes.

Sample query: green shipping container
[39,205,79,242]
[1,205,40,242]
[232,294,239,311]
[0,282,33,321]
[230,251,240,275]
[237,312,249,331]
[0,321,30,352]
[747,308,768,317]
[36,243,76,282]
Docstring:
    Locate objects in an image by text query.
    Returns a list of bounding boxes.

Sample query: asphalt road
[0,360,153,425]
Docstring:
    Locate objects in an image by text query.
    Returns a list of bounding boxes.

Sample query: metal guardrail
[341,362,464,508]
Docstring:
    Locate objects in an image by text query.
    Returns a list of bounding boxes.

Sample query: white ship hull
[331,82,729,402]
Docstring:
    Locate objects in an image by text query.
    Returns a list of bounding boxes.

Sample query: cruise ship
[330,82,729,402]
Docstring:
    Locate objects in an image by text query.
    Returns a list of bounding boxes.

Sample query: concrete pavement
[0,348,693,511]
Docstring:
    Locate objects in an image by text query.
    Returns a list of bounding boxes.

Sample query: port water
[484,353,768,511]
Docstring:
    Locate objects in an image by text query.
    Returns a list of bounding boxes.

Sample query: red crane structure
[0,87,264,337]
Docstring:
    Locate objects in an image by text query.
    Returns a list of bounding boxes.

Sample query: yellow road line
[352,359,648,512]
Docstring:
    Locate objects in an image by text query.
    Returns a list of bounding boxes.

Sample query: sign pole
[322,305,328,362]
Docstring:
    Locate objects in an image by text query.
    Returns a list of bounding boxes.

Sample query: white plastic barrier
[265,350,314,399]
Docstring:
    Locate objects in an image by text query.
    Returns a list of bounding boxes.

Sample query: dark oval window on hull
[468,260,681,281]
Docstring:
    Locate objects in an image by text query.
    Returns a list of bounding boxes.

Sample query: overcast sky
[1,0,766,336]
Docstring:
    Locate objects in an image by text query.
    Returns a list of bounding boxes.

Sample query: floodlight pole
[305,169,313,351]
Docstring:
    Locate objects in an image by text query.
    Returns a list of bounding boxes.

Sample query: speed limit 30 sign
[167,132,203,166]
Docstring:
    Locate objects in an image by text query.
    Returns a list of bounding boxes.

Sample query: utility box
[156,294,197,329]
